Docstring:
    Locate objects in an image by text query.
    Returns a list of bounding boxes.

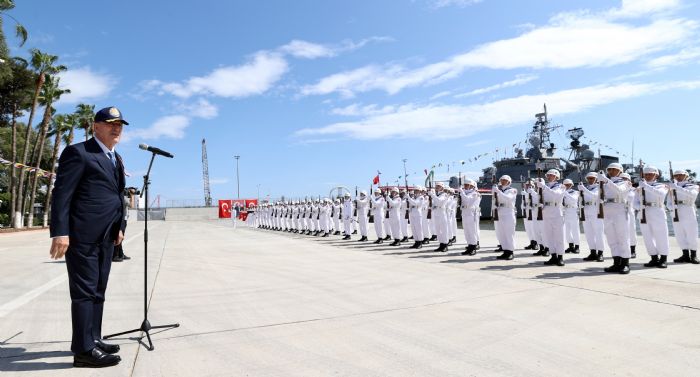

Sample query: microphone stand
[104,152,179,351]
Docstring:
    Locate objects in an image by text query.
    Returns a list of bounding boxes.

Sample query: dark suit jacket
[50,138,126,243]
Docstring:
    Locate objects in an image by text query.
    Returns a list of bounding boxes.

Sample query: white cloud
[330,103,397,116]
[430,91,453,100]
[431,0,483,8]
[646,46,700,68]
[176,98,219,119]
[158,52,288,98]
[57,67,116,104]
[455,74,538,98]
[301,2,696,97]
[123,115,190,142]
[280,40,336,59]
[607,0,681,18]
[295,80,700,141]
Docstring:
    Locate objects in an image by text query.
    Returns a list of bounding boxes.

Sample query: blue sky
[5,0,700,203]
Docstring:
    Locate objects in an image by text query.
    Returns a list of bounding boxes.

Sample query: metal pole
[402,159,408,188]
[234,155,240,199]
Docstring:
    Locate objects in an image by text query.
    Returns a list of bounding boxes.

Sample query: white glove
[492,185,499,193]
[597,173,609,183]
[536,180,545,188]
[578,183,585,191]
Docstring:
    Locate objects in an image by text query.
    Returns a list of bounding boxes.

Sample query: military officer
[620,173,639,258]
[446,187,458,246]
[599,163,633,274]
[429,182,450,252]
[459,179,481,256]
[579,172,606,262]
[421,187,433,244]
[494,175,518,260]
[536,170,566,266]
[370,188,387,243]
[356,191,370,242]
[406,187,425,249]
[521,181,538,251]
[669,170,700,264]
[637,167,671,268]
[399,190,410,243]
[562,179,581,254]
[342,193,354,240]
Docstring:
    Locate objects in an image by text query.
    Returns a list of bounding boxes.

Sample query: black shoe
[657,255,668,269]
[434,243,447,252]
[556,254,565,267]
[112,256,123,262]
[322,233,329,237]
[543,247,550,256]
[374,239,383,244]
[430,235,438,241]
[352,230,357,234]
[572,245,580,254]
[409,236,414,240]
[674,250,691,263]
[390,239,401,246]
[496,250,514,260]
[95,339,120,354]
[524,241,536,250]
[343,235,351,240]
[544,255,558,265]
[73,347,121,368]
[596,250,605,262]
[414,242,422,249]
[422,238,430,245]
[604,256,621,273]
[361,236,368,242]
[409,241,420,249]
[691,250,700,264]
[619,258,631,274]
[401,237,409,243]
[565,243,574,254]
[495,245,503,252]
[582,250,597,261]
[630,245,637,259]
[476,242,480,250]
[334,231,341,236]
[384,235,392,241]
[644,255,660,268]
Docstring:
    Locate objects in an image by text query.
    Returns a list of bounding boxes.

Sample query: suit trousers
[65,238,115,353]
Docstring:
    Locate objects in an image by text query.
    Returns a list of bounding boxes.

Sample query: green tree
[0,0,28,84]
[14,49,65,228]
[25,75,70,227]
[75,103,94,141]
[42,113,76,226]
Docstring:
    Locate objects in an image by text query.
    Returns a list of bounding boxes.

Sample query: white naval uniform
[400,196,410,239]
[527,188,545,248]
[459,188,481,246]
[539,181,566,256]
[343,198,354,235]
[580,184,606,252]
[522,189,536,242]
[494,185,518,251]
[422,194,432,240]
[600,175,632,258]
[407,194,425,241]
[447,195,458,241]
[429,190,450,245]
[627,190,638,248]
[387,195,402,241]
[357,196,370,237]
[370,195,386,239]
[638,181,670,257]
[563,188,581,246]
[669,181,699,251]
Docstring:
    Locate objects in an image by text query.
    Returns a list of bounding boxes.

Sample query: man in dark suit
[49,106,129,368]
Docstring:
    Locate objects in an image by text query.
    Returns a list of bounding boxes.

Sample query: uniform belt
[605,199,623,204]
[563,204,577,209]
[543,201,560,207]
[676,200,692,206]
[643,202,664,208]
[584,201,596,206]
[497,203,514,208]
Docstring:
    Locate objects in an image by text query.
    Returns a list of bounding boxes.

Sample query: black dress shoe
[112,256,123,262]
[121,254,131,260]
[95,339,120,354]
[74,347,121,368]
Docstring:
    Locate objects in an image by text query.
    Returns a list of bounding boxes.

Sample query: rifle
[527,182,534,221]
[577,170,586,222]
[317,196,321,220]
[384,190,390,219]
[353,186,358,217]
[427,181,433,220]
[457,176,463,219]
[669,161,680,222]
[640,183,648,224]
[598,171,605,219]
[493,184,500,221]
[537,168,544,221]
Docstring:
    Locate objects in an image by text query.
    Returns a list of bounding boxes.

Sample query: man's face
[546,174,557,182]
[564,183,572,190]
[499,179,509,186]
[93,121,124,147]
[586,177,597,185]
[607,168,621,177]
[674,174,687,181]
[644,173,657,181]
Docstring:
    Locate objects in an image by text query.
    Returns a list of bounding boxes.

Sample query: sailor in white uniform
[637,167,671,268]
[599,163,633,274]
[494,175,518,260]
[562,179,581,255]
[459,179,481,256]
[669,169,700,264]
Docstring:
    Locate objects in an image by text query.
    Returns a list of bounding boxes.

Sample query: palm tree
[14,49,66,228]
[0,0,28,83]
[75,103,94,141]
[42,113,75,226]
[25,75,70,227]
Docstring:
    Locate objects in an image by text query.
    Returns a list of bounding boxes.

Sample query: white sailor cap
[344,192,351,197]
[499,175,512,183]
[620,173,631,180]
[390,187,399,193]
[607,162,623,171]
[334,199,340,203]
[563,179,573,185]
[586,172,597,179]
[674,169,689,176]
[360,190,367,195]
[464,179,477,187]
[374,188,382,194]
[546,169,561,178]
[435,182,445,188]
[643,166,659,175]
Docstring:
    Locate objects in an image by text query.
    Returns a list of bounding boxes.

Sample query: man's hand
[50,236,69,259]
[114,230,124,246]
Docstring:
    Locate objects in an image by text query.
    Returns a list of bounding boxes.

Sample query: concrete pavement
[1,219,698,376]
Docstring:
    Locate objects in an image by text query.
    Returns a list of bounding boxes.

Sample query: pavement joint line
[0,229,147,320]
[252,228,700,313]
[144,286,556,343]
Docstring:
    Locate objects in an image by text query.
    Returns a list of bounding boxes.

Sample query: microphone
[139,143,174,158]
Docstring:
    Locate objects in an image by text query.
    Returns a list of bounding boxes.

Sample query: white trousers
[563,210,580,245]
[673,207,698,250]
[461,210,479,245]
[373,213,385,239]
[640,208,670,256]
[410,212,423,241]
[542,216,566,255]
[495,208,516,251]
[604,207,631,258]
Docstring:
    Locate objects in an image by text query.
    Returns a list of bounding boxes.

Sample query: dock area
[1,219,699,377]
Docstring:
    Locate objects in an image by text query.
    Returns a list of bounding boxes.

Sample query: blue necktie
[107,152,116,168]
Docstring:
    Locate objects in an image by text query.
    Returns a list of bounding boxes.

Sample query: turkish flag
[218,200,232,218]
[373,175,380,185]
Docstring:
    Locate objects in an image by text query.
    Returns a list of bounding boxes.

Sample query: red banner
[245,199,258,208]
[218,200,232,218]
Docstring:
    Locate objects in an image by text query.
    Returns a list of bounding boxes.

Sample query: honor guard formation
[243,164,699,275]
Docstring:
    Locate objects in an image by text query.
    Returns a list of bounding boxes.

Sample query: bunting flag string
[0,157,56,179]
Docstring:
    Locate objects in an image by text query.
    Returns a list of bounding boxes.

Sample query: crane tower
[201,138,212,207]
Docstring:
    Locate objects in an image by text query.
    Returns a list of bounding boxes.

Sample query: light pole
[256,184,260,204]
[402,158,408,189]
[234,155,240,199]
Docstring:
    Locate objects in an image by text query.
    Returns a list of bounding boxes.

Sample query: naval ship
[453,105,637,219]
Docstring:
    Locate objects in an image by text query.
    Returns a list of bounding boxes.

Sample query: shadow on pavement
[0,348,73,372]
